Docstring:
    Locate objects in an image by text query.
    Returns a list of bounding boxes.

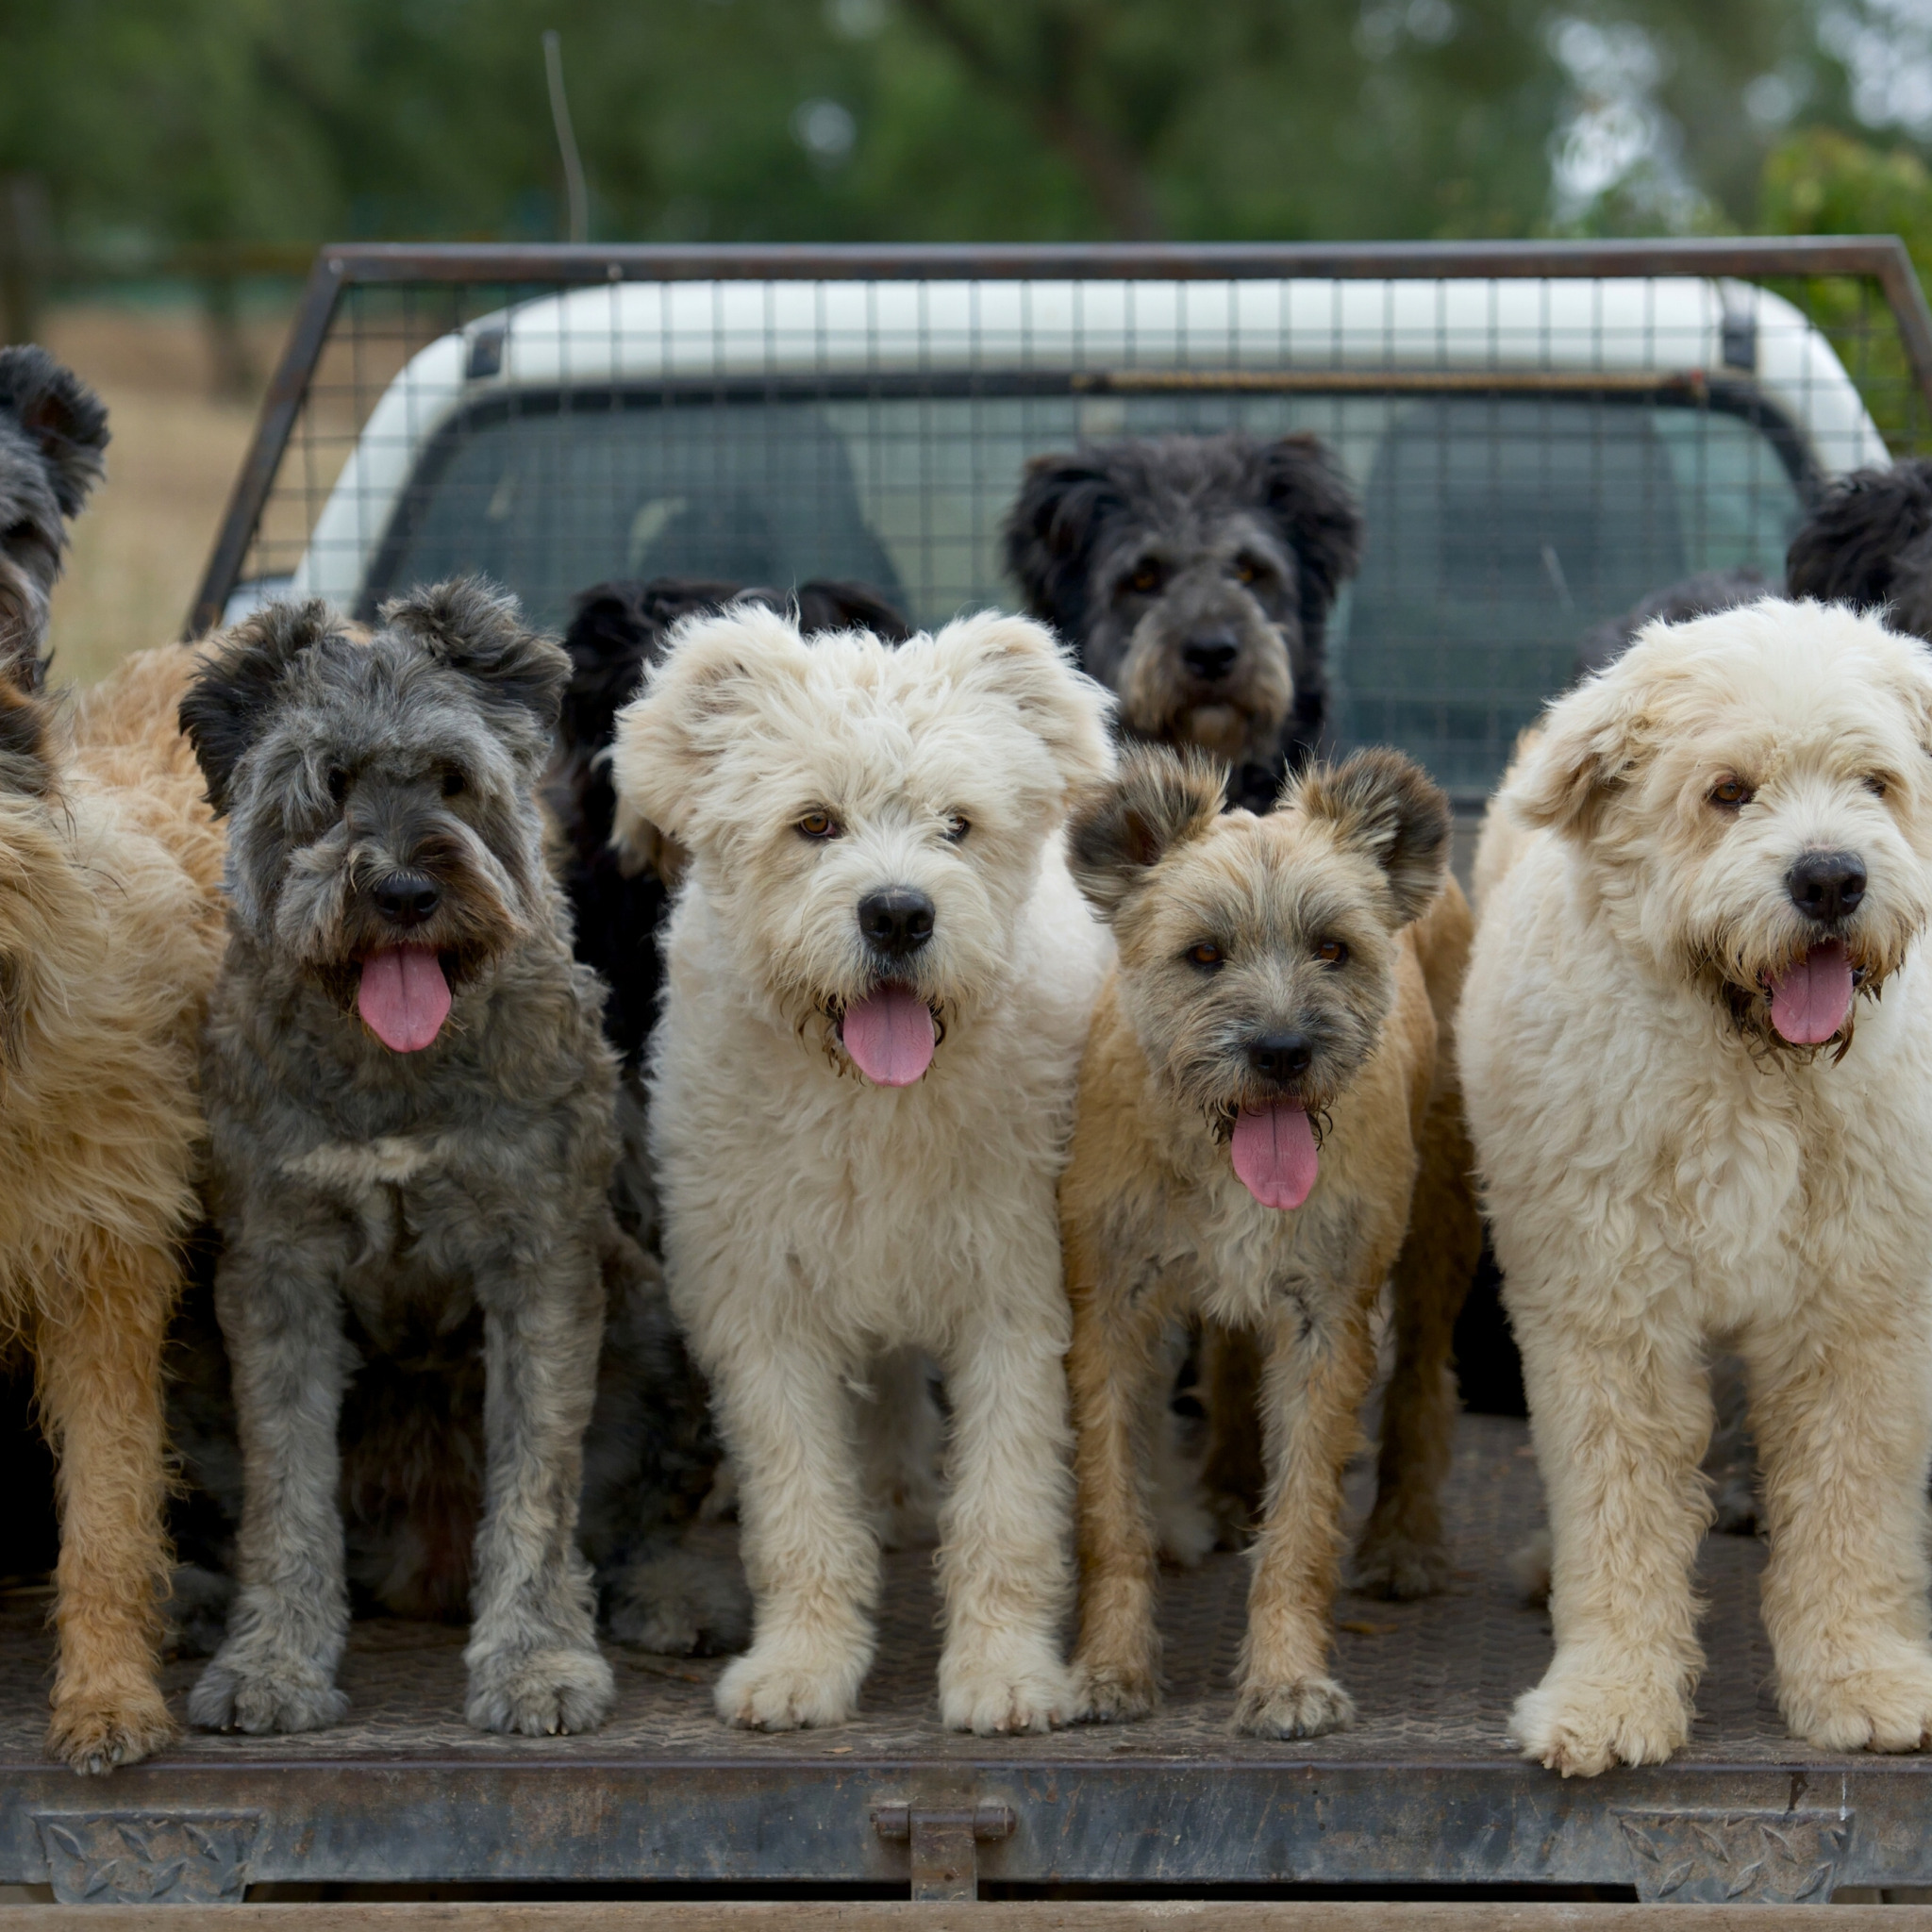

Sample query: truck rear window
[365,386,1805,798]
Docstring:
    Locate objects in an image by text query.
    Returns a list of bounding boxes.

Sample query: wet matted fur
[1003,430,1361,810]
[1462,598,1932,1774]
[613,605,1114,1734]
[178,581,625,1738]
[1059,745,1449,1738]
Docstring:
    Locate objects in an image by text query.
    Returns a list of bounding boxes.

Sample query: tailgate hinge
[872,1800,1016,1901]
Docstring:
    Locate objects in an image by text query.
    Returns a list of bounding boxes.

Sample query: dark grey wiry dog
[178,581,619,1737]
[1003,431,1363,812]
[0,343,108,679]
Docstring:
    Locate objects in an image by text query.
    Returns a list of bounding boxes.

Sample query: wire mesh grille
[225,261,1928,801]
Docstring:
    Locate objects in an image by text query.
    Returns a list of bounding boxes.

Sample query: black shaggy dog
[550,575,913,1071]
[1002,431,1363,811]
[1784,457,1932,639]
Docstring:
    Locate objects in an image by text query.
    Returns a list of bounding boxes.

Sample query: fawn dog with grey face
[1062,745,1449,1737]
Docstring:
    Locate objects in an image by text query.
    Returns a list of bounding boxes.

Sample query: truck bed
[3,1414,1926,1906]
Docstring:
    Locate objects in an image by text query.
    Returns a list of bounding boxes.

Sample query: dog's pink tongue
[841,986,935,1087]
[357,946,452,1053]
[1769,941,1855,1046]
[1230,1103,1320,1210]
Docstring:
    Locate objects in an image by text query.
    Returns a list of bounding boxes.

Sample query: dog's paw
[716,1648,863,1730]
[46,1689,176,1775]
[941,1656,1077,1736]
[1783,1646,1932,1755]
[188,1655,349,1735]
[1508,1665,1690,1776]
[1234,1673,1357,1740]
[465,1645,615,1737]
[1073,1658,1158,1724]
[1353,1526,1454,1601]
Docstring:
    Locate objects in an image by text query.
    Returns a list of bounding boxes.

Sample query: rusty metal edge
[183,233,1931,641]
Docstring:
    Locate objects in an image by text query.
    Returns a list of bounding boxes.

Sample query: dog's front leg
[1745,1306,1932,1754]
[463,1244,614,1737]
[1507,1308,1708,1775]
[936,1304,1078,1735]
[711,1333,879,1730]
[39,1235,177,1773]
[1235,1291,1378,1740]
[1067,1253,1170,1724]
[189,1235,358,1735]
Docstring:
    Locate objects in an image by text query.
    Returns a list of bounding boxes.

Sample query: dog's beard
[1685,935,1886,1066]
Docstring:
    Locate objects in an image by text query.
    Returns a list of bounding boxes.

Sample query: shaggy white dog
[1461,598,1932,1776]
[610,606,1114,1733]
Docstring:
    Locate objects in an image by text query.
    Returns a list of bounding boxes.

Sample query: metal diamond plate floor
[9,1413,1930,1900]
[0,1415,1794,1766]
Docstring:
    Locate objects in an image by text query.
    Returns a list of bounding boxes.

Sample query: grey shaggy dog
[178,581,630,1738]
[1003,431,1363,812]
[0,343,108,681]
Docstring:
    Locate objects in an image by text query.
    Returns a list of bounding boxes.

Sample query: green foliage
[0,0,1918,259]
[1759,125,1932,450]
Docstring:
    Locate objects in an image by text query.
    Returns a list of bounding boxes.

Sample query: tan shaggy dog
[1061,744,1450,1736]
[1463,598,1932,1775]
[1,642,225,1771]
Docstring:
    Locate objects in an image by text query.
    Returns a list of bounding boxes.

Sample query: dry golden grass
[37,304,289,686]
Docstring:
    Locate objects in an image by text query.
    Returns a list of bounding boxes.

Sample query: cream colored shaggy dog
[610,606,1114,1733]
[1462,597,1932,1776]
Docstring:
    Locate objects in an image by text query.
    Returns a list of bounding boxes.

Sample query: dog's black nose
[374,872,441,927]
[1787,850,1867,924]
[1247,1031,1313,1081]
[1182,635,1240,682]
[858,888,935,958]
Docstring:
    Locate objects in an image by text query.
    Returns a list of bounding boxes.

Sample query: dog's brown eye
[944,813,970,842]
[1866,774,1890,797]
[325,766,348,803]
[1315,939,1348,968]
[441,768,466,798]
[1233,556,1260,585]
[1709,777,1754,809]
[1188,941,1224,969]
[1129,561,1163,595]
[797,809,838,841]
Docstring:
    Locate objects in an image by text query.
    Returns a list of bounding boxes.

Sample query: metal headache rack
[192,237,1932,807]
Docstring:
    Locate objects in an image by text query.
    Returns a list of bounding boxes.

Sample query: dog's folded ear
[1288,747,1448,927]
[608,606,815,858]
[1507,667,1650,841]
[1000,449,1126,643]
[381,577,571,737]
[1068,744,1225,919]
[180,599,341,815]
[0,345,109,521]
[930,612,1115,797]
[1257,434,1364,618]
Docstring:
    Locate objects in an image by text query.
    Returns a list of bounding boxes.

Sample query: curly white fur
[613,607,1114,1733]
[1460,598,1932,1775]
